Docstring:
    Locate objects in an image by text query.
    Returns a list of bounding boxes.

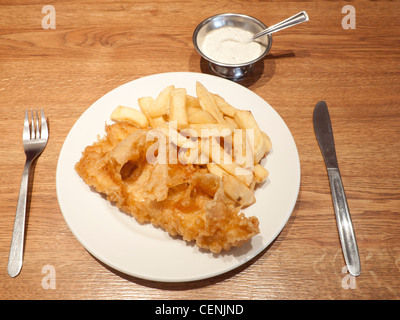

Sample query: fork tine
[30,109,34,139]
[23,110,30,141]
[34,109,40,139]
[40,109,48,141]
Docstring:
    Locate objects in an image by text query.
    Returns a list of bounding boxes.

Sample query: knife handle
[327,168,361,276]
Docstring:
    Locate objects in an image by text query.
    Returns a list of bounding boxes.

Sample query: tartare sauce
[201,27,265,65]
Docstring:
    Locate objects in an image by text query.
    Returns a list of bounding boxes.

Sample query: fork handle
[8,159,32,277]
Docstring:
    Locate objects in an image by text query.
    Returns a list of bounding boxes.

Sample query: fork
[8,109,48,277]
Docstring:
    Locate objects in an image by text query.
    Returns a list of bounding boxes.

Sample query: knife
[313,101,361,277]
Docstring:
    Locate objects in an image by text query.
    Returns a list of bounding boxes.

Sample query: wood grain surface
[0,0,399,300]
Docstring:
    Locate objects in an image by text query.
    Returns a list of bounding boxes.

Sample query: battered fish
[75,122,259,253]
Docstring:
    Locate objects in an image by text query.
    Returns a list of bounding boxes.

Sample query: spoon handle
[253,11,309,40]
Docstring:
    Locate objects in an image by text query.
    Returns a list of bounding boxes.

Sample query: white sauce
[201,27,265,65]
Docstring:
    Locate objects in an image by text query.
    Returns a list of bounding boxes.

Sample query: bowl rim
[192,13,273,67]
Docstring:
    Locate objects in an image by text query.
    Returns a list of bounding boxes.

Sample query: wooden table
[1,0,399,300]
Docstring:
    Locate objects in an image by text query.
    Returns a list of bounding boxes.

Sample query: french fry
[261,131,272,154]
[207,163,224,179]
[234,109,267,164]
[223,116,238,129]
[188,109,217,124]
[110,105,148,128]
[187,105,202,117]
[147,85,174,117]
[222,171,256,207]
[158,123,196,149]
[186,95,201,109]
[207,163,255,207]
[138,97,166,128]
[153,115,167,127]
[169,88,188,129]
[196,82,225,124]
[213,94,236,118]
[253,163,269,183]
[138,96,153,113]
[233,128,254,168]
[201,137,253,186]
[187,123,233,138]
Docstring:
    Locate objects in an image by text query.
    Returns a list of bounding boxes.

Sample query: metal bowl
[193,13,272,81]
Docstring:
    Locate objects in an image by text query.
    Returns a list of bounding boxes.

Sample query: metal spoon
[251,11,309,41]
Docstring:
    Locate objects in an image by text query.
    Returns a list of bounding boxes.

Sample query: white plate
[56,72,300,282]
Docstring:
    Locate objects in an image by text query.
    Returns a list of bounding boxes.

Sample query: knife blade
[313,101,361,277]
